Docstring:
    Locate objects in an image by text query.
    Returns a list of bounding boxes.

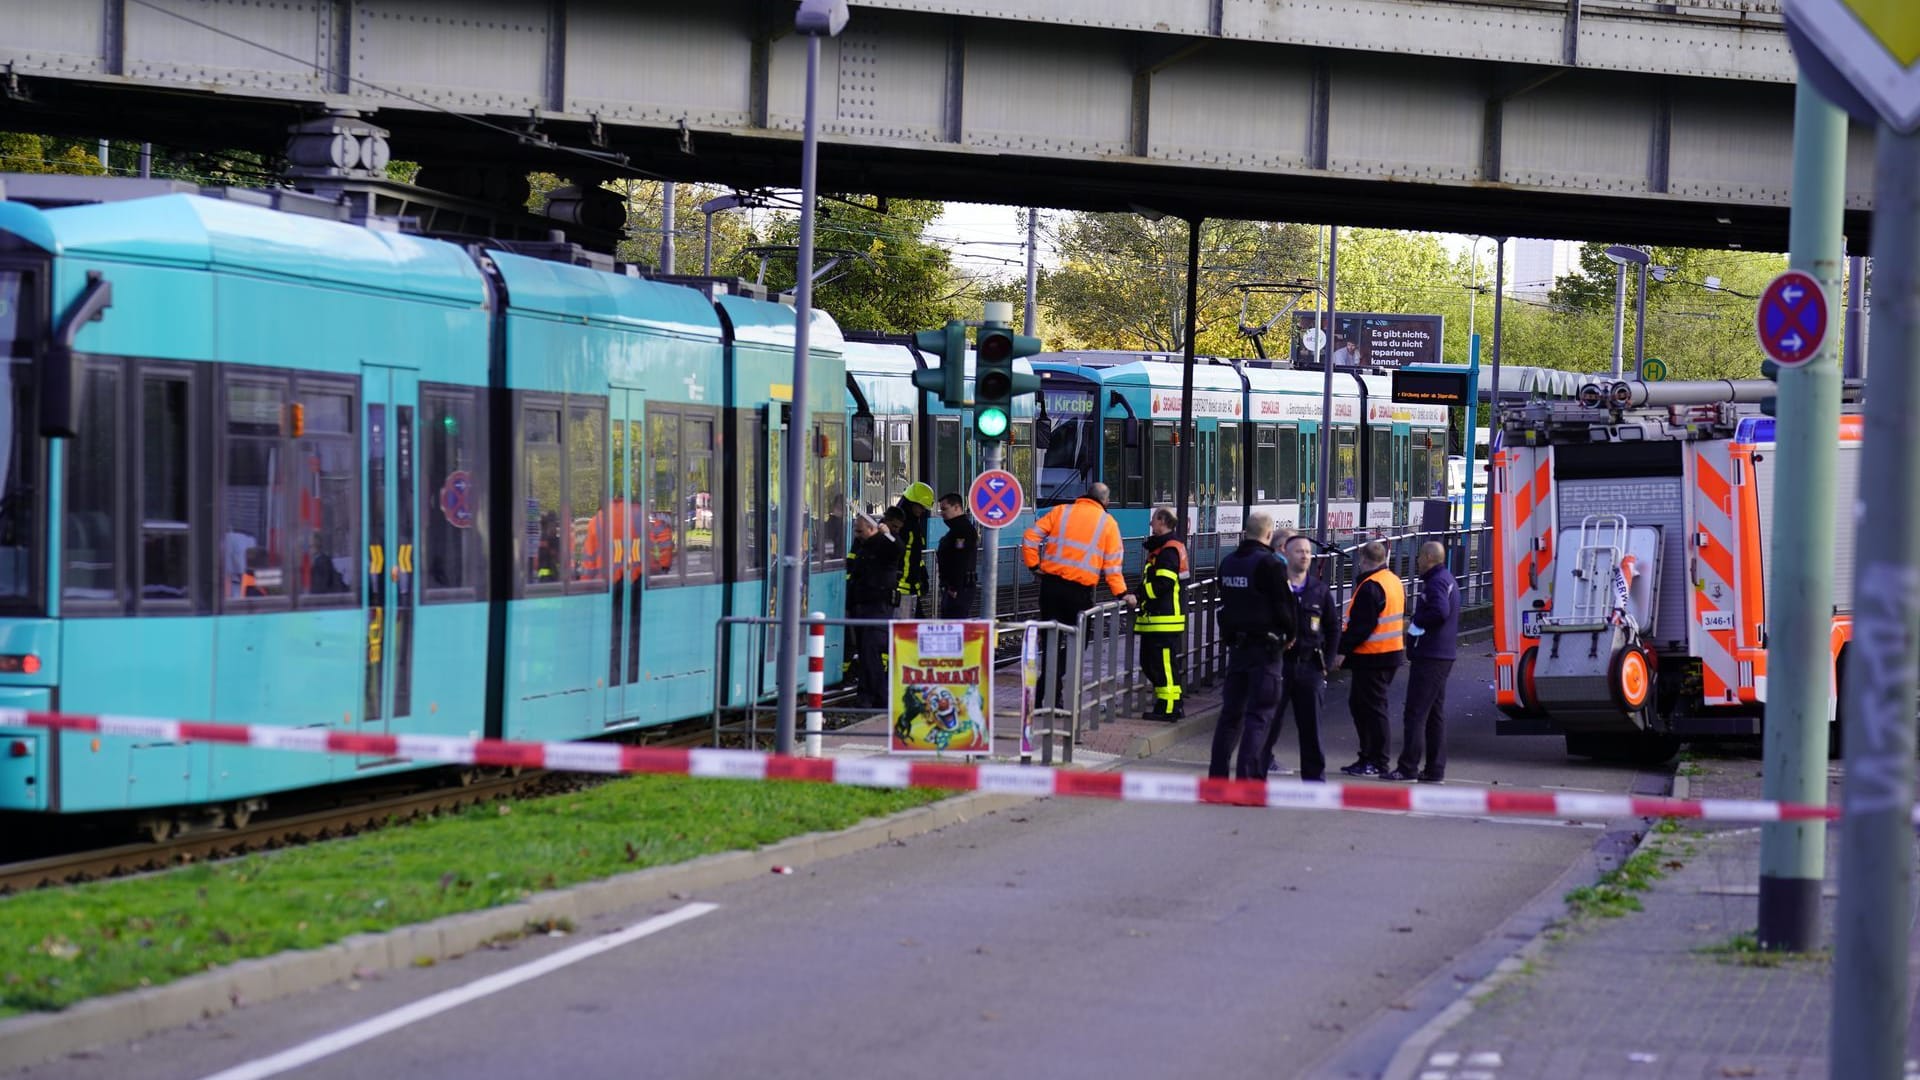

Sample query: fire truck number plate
[1699,612,1734,631]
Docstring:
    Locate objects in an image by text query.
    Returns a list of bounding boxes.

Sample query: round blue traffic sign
[968,469,1024,528]
[1756,270,1828,368]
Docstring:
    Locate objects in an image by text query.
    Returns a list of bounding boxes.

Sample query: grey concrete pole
[1758,79,1845,953]
[1491,238,1505,428]
[1610,261,1628,379]
[1831,124,1920,1080]
[138,142,151,179]
[1174,218,1201,538]
[660,181,676,274]
[1845,253,1868,379]
[703,212,716,276]
[1316,226,1339,544]
[1024,208,1039,336]
[774,34,826,755]
[1633,261,1649,375]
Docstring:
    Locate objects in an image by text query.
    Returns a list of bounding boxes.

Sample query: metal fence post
[1066,619,1084,764]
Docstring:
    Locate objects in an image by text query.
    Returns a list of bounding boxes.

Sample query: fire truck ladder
[1550,514,1632,660]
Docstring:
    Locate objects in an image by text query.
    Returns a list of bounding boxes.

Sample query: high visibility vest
[1134,556,1185,634]
[1022,498,1126,596]
[1344,568,1406,654]
[1162,538,1191,579]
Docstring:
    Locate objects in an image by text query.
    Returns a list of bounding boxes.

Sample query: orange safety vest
[581,499,673,582]
[1162,538,1191,579]
[1344,567,1406,654]
[1022,498,1127,597]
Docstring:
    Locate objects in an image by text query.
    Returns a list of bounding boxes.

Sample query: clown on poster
[889,620,993,755]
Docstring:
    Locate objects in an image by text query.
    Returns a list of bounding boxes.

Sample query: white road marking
[195,903,718,1080]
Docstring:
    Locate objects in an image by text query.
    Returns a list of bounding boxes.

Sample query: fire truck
[1491,379,1863,761]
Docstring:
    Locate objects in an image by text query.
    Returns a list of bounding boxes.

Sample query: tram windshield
[1036,385,1097,505]
[0,270,38,611]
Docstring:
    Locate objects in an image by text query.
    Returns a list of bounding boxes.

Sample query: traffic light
[1760,359,1780,418]
[911,320,967,407]
[974,325,1041,442]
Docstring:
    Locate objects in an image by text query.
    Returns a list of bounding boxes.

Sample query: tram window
[224,379,289,602]
[1254,427,1278,502]
[1218,423,1242,503]
[1149,424,1176,505]
[648,410,681,587]
[1429,444,1448,499]
[1010,422,1034,495]
[1276,427,1300,501]
[294,385,357,606]
[740,412,763,577]
[422,386,486,600]
[523,404,564,588]
[687,413,718,578]
[1369,427,1393,501]
[64,364,121,605]
[568,404,606,589]
[137,373,192,606]
[1410,435,1431,504]
[1103,420,1123,496]
[1332,427,1358,500]
[935,417,960,499]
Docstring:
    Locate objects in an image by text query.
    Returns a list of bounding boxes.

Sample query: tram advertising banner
[889,620,994,755]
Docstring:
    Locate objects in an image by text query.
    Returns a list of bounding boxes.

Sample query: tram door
[606,389,646,723]
[1194,427,1217,536]
[1392,428,1412,529]
[760,403,787,693]
[1298,425,1321,535]
[361,365,419,739]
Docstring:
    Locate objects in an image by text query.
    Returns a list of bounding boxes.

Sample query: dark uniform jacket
[1217,539,1298,648]
[892,499,929,597]
[1338,569,1405,670]
[935,515,980,589]
[1408,564,1461,662]
[1135,533,1186,633]
[847,531,902,610]
[1287,573,1340,670]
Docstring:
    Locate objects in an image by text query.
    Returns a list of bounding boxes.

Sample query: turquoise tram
[0,179,849,826]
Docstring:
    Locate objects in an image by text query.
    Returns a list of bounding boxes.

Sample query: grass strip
[2,775,945,1016]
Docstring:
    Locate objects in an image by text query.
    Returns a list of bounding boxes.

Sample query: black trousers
[1138,633,1184,717]
[939,584,978,620]
[1348,661,1400,770]
[1037,574,1096,707]
[1396,658,1453,778]
[848,602,891,709]
[1209,645,1283,780]
[1260,654,1327,780]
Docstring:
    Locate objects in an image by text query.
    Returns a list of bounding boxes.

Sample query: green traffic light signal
[976,406,1009,439]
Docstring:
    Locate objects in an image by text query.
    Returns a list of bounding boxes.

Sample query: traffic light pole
[1316,226,1339,543]
[1832,123,1920,1080]
[1174,218,1201,538]
[1758,80,1845,953]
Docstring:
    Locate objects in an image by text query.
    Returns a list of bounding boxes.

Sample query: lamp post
[774,0,849,757]
[699,193,762,276]
[1603,244,1650,379]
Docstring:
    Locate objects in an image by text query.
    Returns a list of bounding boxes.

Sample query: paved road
[10,647,1660,1080]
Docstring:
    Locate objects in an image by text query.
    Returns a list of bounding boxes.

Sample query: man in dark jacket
[1209,512,1298,779]
[846,514,901,708]
[1388,541,1460,782]
[1335,540,1405,777]
[935,492,979,619]
[1260,532,1337,781]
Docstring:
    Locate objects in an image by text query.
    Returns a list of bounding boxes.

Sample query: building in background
[1510,238,1577,300]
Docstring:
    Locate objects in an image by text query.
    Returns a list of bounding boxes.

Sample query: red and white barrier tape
[0,709,1865,823]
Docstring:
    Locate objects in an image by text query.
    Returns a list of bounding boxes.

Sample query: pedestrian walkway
[1400,750,1920,1080]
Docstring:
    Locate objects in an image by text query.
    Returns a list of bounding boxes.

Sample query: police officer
[845,513,901,708]
[1389,541,1460,783]
[1022,481,1134,706]
[1335,540,1405,777]
[1260,532,1336,781]
[893,482,935,618]
[1209,512,1298,780]
[935,492,979,619]
[1135,507,1188,720]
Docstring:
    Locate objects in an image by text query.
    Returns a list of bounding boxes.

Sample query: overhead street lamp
[699,192,764,275]
[1603,244,1651,379]
[773,0,849,758]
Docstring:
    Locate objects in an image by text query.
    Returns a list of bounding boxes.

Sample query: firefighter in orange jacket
[1022,481,1134,706]
[1334,540,1405,777]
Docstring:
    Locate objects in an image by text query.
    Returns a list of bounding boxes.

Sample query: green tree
[0,134,107,176]
[1042,213,1318,355]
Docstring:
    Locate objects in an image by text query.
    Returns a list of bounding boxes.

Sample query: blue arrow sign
[1756,270,1829,368]
[968,469,1024,528]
